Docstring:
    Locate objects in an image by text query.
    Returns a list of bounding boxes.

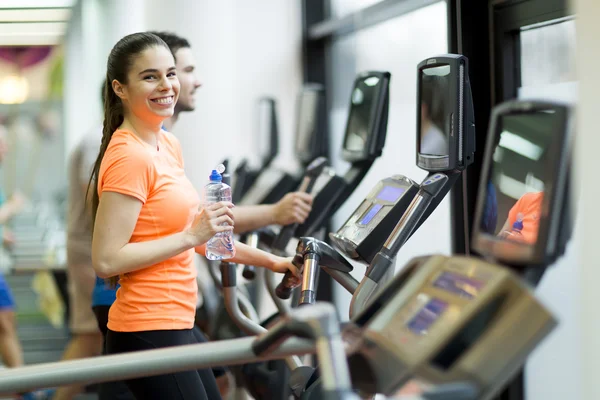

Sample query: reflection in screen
[479,111,556,246]
[419,65,451,156]
[344,76,380,152]
[295,91,320,155]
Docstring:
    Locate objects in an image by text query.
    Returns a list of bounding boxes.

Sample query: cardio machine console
[344,255,556,398]
[329,175,419,264]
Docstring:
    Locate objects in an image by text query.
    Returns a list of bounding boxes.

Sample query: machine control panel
[330,175,419,264]
[345,255,556,397]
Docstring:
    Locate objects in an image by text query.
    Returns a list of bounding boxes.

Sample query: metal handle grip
[242,265,256,280]
[275,270,298,299]
[299,254,320,306]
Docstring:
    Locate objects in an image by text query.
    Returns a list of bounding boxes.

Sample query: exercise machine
[281,54,476,315]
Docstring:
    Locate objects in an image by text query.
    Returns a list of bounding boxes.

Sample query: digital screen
[295,90,320,155]
[359,203,383,225]
[376,186,406,202]
[257,99,275,162]
[419,65,451,157]
[478,110,556,247]
[432,271,486,299]
[406,298,448,336]
[344,76,381,152]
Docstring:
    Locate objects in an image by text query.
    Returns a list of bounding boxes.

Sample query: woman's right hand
[186,201,234,247]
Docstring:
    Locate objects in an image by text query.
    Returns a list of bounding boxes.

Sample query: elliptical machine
[215,70,393,399]
[221,96,573,398]
[278,54,476,316]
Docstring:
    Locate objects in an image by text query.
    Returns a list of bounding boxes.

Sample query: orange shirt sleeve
[98,140,155,204]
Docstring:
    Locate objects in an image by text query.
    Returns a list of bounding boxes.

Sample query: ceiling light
[0,75,29,104]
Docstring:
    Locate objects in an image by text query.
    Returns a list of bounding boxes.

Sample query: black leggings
[92,306,224,400]
[106,329,221,400]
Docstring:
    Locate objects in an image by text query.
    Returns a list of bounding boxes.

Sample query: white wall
[574,0,600,399]
[144,0,302,193]
[63,0,146,157]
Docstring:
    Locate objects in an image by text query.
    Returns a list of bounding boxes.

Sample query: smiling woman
[86,32,299,400]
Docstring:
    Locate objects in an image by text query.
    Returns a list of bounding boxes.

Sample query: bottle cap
[209,169,222,182]
[512,218,524,231]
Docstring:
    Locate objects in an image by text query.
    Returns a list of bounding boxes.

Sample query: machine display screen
[359,204,383,225]
[406,298,448,335]
[432,271,486,299]
[344,76,381,152]
[295,90,320,155]
[418,64,451,157]
[478,110,556,248]
[376,186,405,202]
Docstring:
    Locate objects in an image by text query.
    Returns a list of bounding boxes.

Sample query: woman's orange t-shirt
[507,191,544,245]
[98,129,200,332]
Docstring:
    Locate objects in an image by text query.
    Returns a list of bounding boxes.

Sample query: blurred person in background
[52,86,105,400]
[0,125,53,400]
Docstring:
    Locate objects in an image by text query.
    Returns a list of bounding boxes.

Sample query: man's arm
[232,192,313,234]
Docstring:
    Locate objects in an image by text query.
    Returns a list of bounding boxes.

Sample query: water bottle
[501,213,524,241]
[205,164,236,260]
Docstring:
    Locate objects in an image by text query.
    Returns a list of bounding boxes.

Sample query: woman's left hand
[271,256,301,278]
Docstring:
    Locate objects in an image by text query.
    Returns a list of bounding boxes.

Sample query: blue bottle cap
[512,219,523,231]
[209,169,222,182]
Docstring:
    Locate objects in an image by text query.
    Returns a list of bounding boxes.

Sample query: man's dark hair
[148,31,190,61]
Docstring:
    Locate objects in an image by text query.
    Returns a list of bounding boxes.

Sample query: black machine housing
[416,54,475,172]
[232,97,279,203]
[327,55,477,269]
[329,175,420,264]
[295,71,392,238]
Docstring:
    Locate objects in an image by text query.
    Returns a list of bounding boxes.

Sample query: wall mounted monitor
[416,54,475,172]
[294,84,324,164]
[256,97,278,168]
[341,71,391,163]
[472,100,572,267]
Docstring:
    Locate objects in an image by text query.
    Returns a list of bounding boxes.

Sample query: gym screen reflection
[480,113,552,246]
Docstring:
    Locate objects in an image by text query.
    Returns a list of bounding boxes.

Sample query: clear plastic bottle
[502,212,524,241]
[204,164,236,260]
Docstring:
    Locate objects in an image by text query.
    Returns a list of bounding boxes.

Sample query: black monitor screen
[419,65,451,156]
[479,111,558,247]
[344,76,381,152]
[295,90,320,155]
[257,99,275,162]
